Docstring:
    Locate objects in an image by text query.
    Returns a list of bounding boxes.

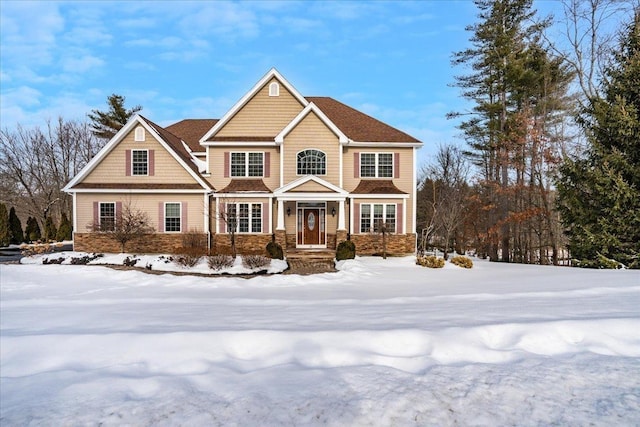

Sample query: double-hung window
[132,149,148,176]
[165,202,181,232]
[231,152,263,177]
[227,203,262,233]
[360,153,393,178]
[99,202,116,231]
[360,203,396,233]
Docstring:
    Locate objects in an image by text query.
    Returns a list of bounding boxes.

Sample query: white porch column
[338,199,346,230]
[276,199,285,230]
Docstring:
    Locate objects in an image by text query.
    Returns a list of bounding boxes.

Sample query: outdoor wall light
[287,207,291,216]
[332,207,336,217]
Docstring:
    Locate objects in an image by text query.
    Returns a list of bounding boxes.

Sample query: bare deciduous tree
[89,201,154,253]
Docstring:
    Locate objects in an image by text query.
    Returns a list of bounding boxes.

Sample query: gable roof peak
[199,68,308,144]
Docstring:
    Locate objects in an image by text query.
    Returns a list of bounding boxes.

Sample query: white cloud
[177,2,259,39]
[61,55,105,74]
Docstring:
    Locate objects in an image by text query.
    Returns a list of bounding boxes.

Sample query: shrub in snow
[175,247,207,268]
[416,255,445,268]
[122,256,138,267]
[266,240,284,260]
[574,253,624,269]
[42,256,65,264]
[242,254,270,270]
[70,254,103,265]
[336,240,356,261]
[450,256,473,269]
[207,254,234,271]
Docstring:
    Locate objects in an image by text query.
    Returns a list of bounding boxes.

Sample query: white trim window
[297,149,326,175]
[165,202,181,232]
[227,203,262,233]
[100,202,116,231]
[231,152,263,177]
[132,149,148,176]
[360,203,396,233]
[134,126,146,142]
[360,153,393,178]
[269,82,280,97]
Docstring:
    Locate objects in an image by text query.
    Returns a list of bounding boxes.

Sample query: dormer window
[269,82,279,97]
[134,126,145,142]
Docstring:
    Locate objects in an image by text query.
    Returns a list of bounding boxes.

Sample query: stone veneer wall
[73,232,197,254]
[350,233,416,256]
[212,234,272,255]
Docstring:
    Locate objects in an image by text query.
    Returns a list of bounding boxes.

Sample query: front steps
[285,249,336,274]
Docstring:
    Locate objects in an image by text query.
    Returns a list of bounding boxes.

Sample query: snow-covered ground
[1,256,639,426]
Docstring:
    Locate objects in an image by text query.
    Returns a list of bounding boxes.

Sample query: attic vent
[134,126,145,142]
[269,82,280,97]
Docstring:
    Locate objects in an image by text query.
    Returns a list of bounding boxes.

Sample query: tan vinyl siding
[206,146,279,191]
[83,127,195,184]
[289,180,335,193]
[75,193,207,234]
[282,111,340,186]
[216,78,305,137]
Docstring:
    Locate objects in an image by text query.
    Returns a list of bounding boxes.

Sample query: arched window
[134,126,145,141]
[269,82,279,97]
[297,149,326,175]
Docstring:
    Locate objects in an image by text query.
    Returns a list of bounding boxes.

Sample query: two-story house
[63,69,422,256]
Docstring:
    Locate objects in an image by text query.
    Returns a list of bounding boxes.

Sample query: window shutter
[181,202,188,233]
[264,152,270,178]
[262,202,268,233]
[158,202,165,233]
[354,152,359,178]
[219,203,226,233]
[354,203,360,233]
[396,203,403,234]
[394,153,400,179]
[224,152,230,178]
[125,150,131,176]
[115,202,122,226]
[93,202,99,228]
[149,150,155,176]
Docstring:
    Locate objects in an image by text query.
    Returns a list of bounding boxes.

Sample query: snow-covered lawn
[1,256,639,426]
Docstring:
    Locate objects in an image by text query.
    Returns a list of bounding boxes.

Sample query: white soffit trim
[274,175,349,196]
[199,68,309,144]
[350,193,410,199]
[200,141,277,147]
[275,102,348,144]
[63,114,145,192]
[69,189,210,194]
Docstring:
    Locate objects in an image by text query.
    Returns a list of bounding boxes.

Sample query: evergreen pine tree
[8,207,24,244]
[88,94,142,140]
[25,217,42,242]
[56,212,72,241]
[44,216,58,242]
[0,203,9,247]
[557,12,640,269]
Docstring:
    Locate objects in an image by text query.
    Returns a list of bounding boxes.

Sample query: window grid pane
[378,153,393,178]
[360,204,371,233]
[100,203,115,231]
[251,203,262,233]
[373,204,384,232]
[227,204,237,232]
[297,150,326,175]
[165,203,181,232]
[386,204,396,233]
[132,150,148,175]
[238,203,249,233]
[231,153,246,177]
[248,153,263,177]
[360,154,376,177]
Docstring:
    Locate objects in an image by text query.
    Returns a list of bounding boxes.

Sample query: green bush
[266,240,284,259]
[574,253,623,269]
[416,255,445,268]
[450,256,473,268]
[336,240,356,261]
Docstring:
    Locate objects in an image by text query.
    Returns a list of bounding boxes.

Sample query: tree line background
[1,0,638,268]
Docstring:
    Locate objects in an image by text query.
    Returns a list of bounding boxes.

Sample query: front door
[303,209,320,245]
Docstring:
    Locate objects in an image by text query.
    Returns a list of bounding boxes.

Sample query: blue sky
[0,1,584,165]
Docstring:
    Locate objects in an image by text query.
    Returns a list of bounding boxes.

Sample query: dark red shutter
[181,202,188,233]
[262,202,268,233]
[149,150,155,176]
[396,203,403,234]
[394,153,400,179]
[264,152,270,178]
[224,152,230,178]
[158,202,164,233]
[354,153,359,178]
[354,203,360,233]
[93,202,99,228]
[125,150,131,176]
